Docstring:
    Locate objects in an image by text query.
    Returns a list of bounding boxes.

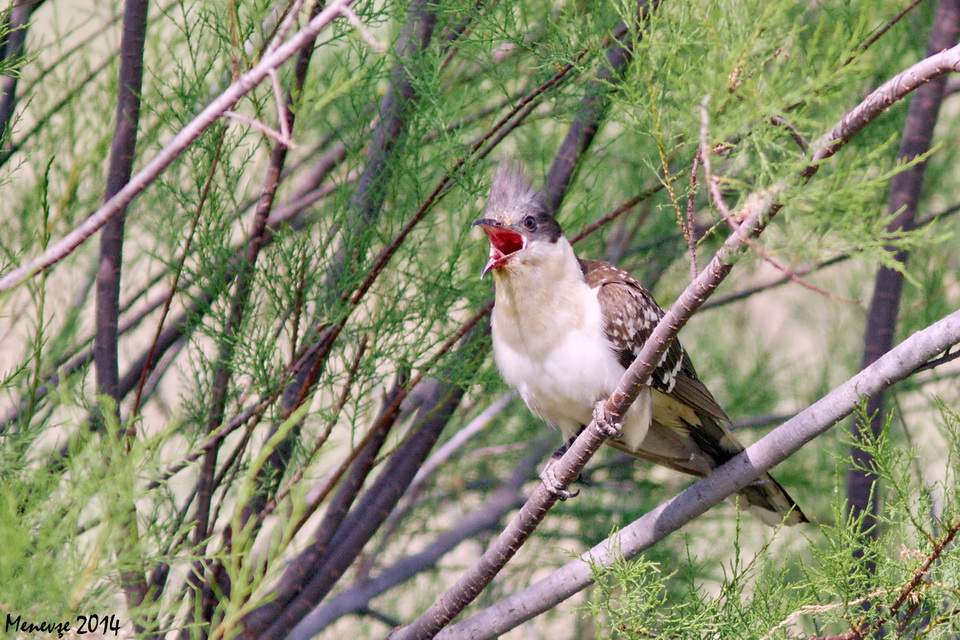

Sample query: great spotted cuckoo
[474,161,806,526]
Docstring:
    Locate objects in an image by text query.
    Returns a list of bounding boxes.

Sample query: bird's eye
[523,216,536,231]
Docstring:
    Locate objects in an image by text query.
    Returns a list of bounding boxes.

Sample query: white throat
[490,237,587,355]
[488,237,650,446]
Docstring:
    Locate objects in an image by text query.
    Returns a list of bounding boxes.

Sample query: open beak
[473,218,526,278]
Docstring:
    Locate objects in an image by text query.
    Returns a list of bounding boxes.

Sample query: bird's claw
[540,457,579,501]
[593,400,623,439]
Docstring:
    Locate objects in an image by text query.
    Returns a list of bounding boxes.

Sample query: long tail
[736,472,808,526]
[611,406,809,526]
[687,412,808,526]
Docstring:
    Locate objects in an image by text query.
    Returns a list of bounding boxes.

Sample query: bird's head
[472,162,563,278]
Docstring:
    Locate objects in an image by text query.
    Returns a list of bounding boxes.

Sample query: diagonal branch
[390,41,960,640]
[440,308,960,640]
[287,439,548,639]
[0,0,359,294]
[542,0,659,215]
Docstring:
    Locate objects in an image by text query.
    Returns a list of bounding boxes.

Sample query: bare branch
[94,0,149,618]
[392,41,960,640]
[287,440,548,639]
[0,0,358,293]
[440,308,960,640]
[223,108,297,148]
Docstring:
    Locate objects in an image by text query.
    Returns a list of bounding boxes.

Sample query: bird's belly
[493,324,625,439]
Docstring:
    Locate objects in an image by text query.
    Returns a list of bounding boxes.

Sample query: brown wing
[579,258,726,421]
[579,258,808,525]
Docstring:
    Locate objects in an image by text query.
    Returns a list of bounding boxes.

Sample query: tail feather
[614,398,808,526]
[738,473,808,526]
[686,411,808,526]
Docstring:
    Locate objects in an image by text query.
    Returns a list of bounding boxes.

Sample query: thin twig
[223,109,297,148]
[269,69,292,142]
[0,0,358,293]
[770,114,809,154]
[569,187,664,245]
[341,5,388,52]
[913,347,960,374]
[685,149,702,279]
[701,100,857,304]
[842,0,928,67]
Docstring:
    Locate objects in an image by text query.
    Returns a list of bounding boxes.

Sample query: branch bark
[0,0,359,293]
[94,0,149,620]
[440,308,960,640]
[846,0,960,546]
[390,41,960,640]
[288,440,548,639]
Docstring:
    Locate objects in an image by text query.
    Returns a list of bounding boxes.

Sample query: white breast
[490,238,651,448]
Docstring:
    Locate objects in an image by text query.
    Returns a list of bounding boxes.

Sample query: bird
[473,161,807,526]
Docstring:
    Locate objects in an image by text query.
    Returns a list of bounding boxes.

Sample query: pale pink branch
[698,98,736,224]
[341,5,388,52]
[223,109,296,149]
[0,0,356,294]
[268,69,292,141]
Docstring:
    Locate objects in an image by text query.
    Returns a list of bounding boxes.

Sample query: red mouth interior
[483,226,524,260]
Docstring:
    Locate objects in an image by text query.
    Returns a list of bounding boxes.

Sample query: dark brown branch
[235,2,442,633]
[238,376,407,638]
[188,5,318,620]
[94,0,148,417]
[225,0,330,541]
[912,346,960,374]
[569,186,664,245]
[239,300,493,635]
[847,0,960,563]
[702,255,849,310]
[0,0,46,143]
[543,0,659,215]
[268,0,441,501]
[391,40,960,640]
[842,0,928,67]
[700,198,960,312]
[92,0,149,620]
[804,518,960,640]
[287,440,549,639]
[259,355,476,640]
[241,323,487,639]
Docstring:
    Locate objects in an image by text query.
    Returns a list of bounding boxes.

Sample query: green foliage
[0,0,958,637]
[585,404,960,638]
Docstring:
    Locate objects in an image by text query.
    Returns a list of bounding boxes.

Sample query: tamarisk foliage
[1,0,959,638]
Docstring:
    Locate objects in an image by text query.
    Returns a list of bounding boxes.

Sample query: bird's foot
[540,460,579,501]
[593,400,623,439]
[540,438,581,501]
